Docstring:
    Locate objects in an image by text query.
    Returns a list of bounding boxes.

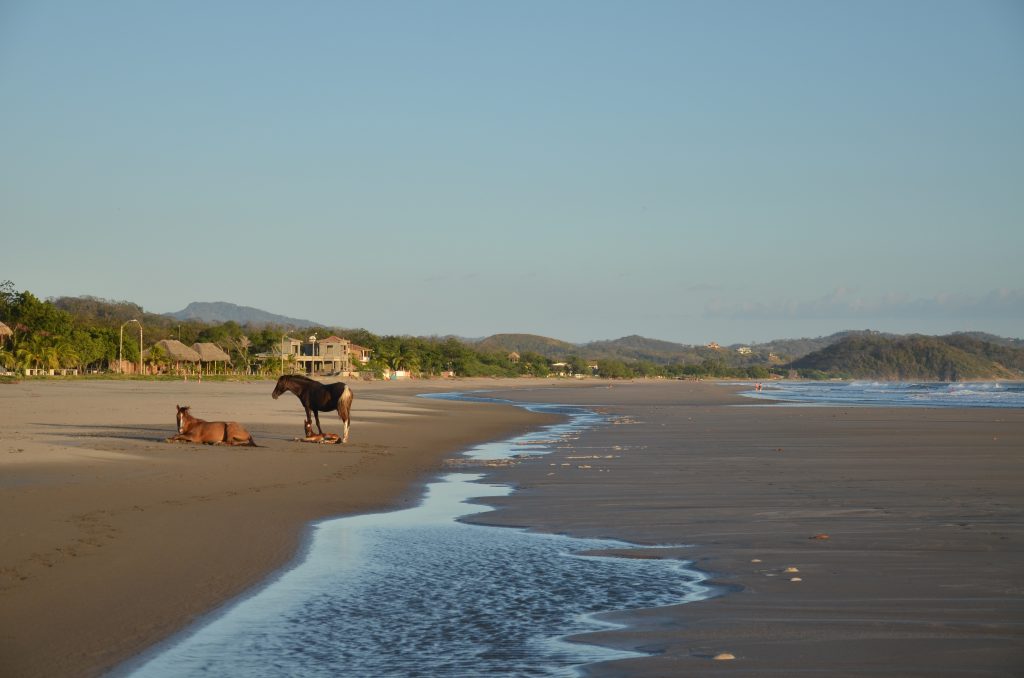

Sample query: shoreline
[473,381,1024,676]
[3,378,1021,676]
[0,377,573,678]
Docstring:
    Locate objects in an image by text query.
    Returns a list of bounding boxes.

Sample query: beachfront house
[277,335,354,375]
[348,343,373,365]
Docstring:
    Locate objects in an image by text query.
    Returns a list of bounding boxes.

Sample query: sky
[2,0,1022,344]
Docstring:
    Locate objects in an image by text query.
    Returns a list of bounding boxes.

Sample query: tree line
[0,282,777,379]
[13,282,1013,381]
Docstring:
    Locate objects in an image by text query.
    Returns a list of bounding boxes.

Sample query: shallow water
[122,397,709,677]
[739,380,1024,408]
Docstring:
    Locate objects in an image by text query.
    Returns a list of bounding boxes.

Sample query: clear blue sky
[2,1,1022,344]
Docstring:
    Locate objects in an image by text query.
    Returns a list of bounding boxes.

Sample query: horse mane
[281,374,316,383]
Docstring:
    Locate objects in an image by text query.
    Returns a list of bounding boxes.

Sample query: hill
[749,330,892,361]
[165,302,319,328]
[471,331,866,365]
[582,335,707,364]
[52,295,171,329]
[473,333,577,358]
[787,334,1024,380]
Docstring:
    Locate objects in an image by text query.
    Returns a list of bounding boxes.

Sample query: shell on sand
[713,652,737,661]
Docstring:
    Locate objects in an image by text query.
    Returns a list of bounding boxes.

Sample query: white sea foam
[741,381,1024,408]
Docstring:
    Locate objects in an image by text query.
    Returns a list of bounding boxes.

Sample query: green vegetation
[787,334,1024,380]
[2,281,1021,381]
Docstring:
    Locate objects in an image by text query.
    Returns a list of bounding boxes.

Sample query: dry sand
[2,378,1022,677]
[0,377,560,678]
[477,381,1024,677]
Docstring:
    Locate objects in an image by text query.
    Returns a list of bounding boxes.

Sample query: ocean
[119,399,709,678]
[739,380,1024,408]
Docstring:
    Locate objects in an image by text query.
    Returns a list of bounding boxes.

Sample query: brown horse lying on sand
[299,420,341,444]
[167,404,257,447]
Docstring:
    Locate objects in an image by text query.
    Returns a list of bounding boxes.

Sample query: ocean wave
[741,381,1023,409]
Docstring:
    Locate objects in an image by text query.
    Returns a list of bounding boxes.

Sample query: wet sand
[3,378,1022,677]
[476,381,1024,677]
[0,377,562,678]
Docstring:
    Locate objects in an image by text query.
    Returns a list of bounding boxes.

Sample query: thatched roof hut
[153,339,201,362]
[192,342,231,363]
[0,321,12,341]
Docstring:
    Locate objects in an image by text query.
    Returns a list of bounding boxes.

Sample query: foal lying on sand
[167,404,257,447]
[299,420,341,444]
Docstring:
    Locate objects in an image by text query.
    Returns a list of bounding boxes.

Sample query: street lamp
[119,319,143,375]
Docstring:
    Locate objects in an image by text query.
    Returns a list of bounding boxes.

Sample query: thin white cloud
[704,288,1024,321]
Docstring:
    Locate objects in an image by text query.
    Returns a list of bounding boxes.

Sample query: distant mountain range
[468,330,1024,378]
[165,302,320,328]
[469,331,865,364]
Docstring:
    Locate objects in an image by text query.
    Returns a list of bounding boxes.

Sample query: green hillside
[581,335,705,363]
[788,335,1024,380]
[473,333,577,357]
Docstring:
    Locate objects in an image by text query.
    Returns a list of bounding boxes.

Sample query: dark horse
[272,374,353,443]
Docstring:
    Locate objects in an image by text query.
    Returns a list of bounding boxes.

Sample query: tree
[567,355,589,376]
[0,344,14,370]
[4,290,73,336]
[596,359,630,378]
[55,337,80,370]
[147,344,169,374]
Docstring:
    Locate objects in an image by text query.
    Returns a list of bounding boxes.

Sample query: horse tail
[339,384,353,443]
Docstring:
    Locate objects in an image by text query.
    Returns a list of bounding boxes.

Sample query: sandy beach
[0,377,560,678]
[2,378,1022,677]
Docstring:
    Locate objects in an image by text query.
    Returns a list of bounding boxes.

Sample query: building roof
[320,335,347,344]
[0,321,12,338]
[154,339,201,362]
[348,343,371,353]
[192,342,231,362]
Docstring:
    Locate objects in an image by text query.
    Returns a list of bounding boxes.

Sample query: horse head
[271,377,287,400]
[176,404,191,433]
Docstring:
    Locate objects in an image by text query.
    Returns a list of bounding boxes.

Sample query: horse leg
[227,423,257,447]
[337,386,353,443]
[303,404,314,435]
[313,409,324,436]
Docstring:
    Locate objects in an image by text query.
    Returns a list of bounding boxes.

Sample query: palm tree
[0,344,14,372]
[39,341,61,372]
[16,334,46,372]
[56,338,80,372]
